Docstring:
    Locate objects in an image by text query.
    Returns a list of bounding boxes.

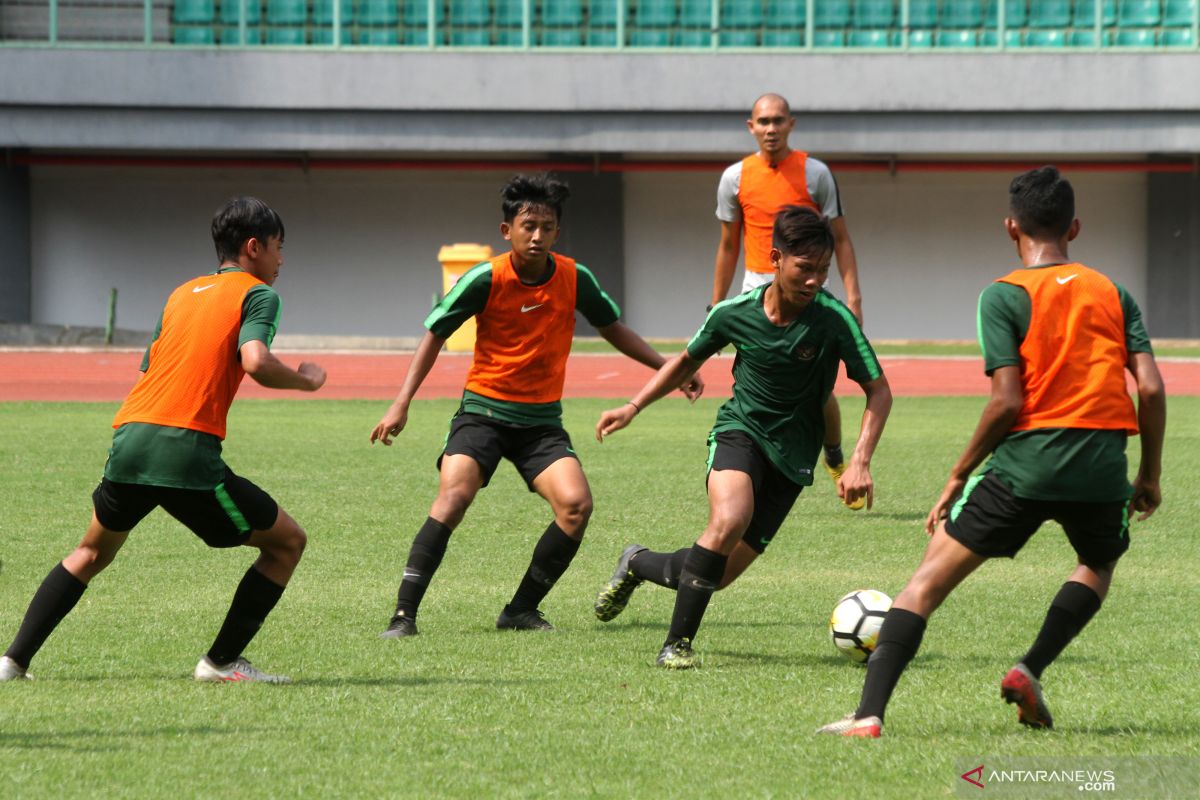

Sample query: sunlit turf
[1,397,1197,798]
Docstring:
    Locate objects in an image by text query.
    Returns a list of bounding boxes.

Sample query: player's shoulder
[719,160,744,184]
[812,289,858,324]
[803,154,834,177]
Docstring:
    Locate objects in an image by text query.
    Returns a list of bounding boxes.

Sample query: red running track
[2,350,1198,402]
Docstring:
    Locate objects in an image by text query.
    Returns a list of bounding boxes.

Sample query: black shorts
[945,471,1130,565]
[439,412,578,491]
[707,429,803,554]
[92,467,279,549]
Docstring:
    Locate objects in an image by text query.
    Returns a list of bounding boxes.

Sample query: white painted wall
[30,165,1147,341]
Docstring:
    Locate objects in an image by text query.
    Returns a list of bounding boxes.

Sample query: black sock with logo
[207,566,285,667]
[855,608,927,723]
[664,544,727,645]
[4,562,87,670]
[507,522,581,613]
[395,517,453,618]
[1020,581,1102,679]
[630,547,689,589]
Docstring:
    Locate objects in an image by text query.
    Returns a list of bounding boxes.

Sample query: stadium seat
[628,27,673,43]
[494,0,526,26]
[722,0,766,25]
[1163,0,1195,23]
[1067,27,1108,44]
[941,0,984,26]
[1028,0,1070,25]
[219,0,262,24]
[543,0,585,25]
[762,28,804,43]
[1161,26,1195,44]
[357,27,398,41]
[266,0,307,23]
[1071,0,1116,26]
[312,25,354,41]
[765,0,805,25]
[402,0,444,24]
[1022,26,1067,42]
[495,26,527,44]
[402,25,444,41]
[906,0,938,26]
[360,0,402,23]
[936,27,978,43]
[635,0,678,26]
[815,0,851,26]
[588,0,619,25]
[539,26,583,42]
[852,0,894,26]
[449,0,490,24]
[175,0,216,23]
[1117,0,1160,24]
[678,0,713,26]
[266,25,308,41]
[1113,26,1156,42]
[586,26,618,42]
[985,0,1028,24]
[719,28,760,42]
[219,24,264,41]
[313,0,352,22]
[174,24,217,40]
[813,27,846,43]
[980,26,1023,41]
[906,26,934,43]
[675,28,715,44]
[848,26,894,43]
[449,26,491,42]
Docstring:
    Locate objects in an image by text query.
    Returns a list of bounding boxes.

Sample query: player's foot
[656,638,698,669]
[496,606,555,631]
[1001,663,1053,729]
[824,460,866,511]
[380,612,419,639]
[0,656,32,681]
[815,714,883,738]
[193,656,291,684]
[594,543,647,622]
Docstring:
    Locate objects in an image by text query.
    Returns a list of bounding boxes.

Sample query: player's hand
[298,362,327,391]
[1128,475,1161,521]
[838,460,874,511]
[680,373,704,403]
[925,476,967,535]
[370,404,409,446]
[595,404,638,442]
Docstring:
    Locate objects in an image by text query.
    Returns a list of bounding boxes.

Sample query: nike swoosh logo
[520,303,544,313]
[192,284,217,293]
[1056,275,1079,285]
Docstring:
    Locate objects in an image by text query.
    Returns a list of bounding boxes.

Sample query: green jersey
[976,271,1151,502]
[687,286,883,486]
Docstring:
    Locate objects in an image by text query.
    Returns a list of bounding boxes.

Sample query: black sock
[4,562,87,670]
[1020,581,1103,679]
[507,522,581,612]
[630,547,689,589]
[395,517,452,618]
[665,543,727,645]
[206,566,286,667]
[855,608,927,722]
[824,443,844,466]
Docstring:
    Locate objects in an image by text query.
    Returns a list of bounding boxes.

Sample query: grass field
[1,397,1197,798]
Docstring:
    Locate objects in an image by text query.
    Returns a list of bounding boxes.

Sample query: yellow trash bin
[437,243,493,353]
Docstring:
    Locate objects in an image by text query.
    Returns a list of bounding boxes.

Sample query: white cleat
[0,655,32,681]
[193,656,291,684]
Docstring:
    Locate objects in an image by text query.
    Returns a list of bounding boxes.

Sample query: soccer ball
[829,589,892,664]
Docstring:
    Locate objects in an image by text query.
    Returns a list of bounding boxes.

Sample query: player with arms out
[595,206,891,669]
[370,174,701,638]
[0,197,326,684]
[712,92,866,509]
[818,166,1166,737]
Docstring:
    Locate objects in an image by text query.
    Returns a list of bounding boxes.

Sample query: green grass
[2,398,1198,798]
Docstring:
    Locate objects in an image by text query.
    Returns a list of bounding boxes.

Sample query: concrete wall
[29,163,1148,340]
[0,164,31,322]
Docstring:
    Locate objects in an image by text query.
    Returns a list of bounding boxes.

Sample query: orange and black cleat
[1001,663,1054,729]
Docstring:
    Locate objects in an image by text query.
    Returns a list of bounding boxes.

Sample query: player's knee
[69,543,115,576]
[437,485,477,516]
[558,494,593,529]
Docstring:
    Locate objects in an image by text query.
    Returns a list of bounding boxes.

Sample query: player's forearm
[711,250,738,307]
[949,397,1021,480]
[1136,375,1166,481]
[389,331,445,409]
[630,353,702,412]
[599,322,666,371]
[244,349,319,391]
[849,378,892,466]
[833,234,862,316]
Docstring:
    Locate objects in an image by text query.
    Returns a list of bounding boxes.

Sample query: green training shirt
[426,255,621,426]
[104,268,281,490]
[687,285,883,486]
[976,269,1152,502]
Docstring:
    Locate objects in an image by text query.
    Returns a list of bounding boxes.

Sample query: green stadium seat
[765,0,805,25]
[813,28,846,43]
[448,26,490,42]
[980,25,1023,41]
[678,0,711,24]
[675,28,716,44]
[357,27,397,41]
[312,25,354,41]
[635,0,678,26]
[219,24,264,41]
[906,0,938,26]
[495,27,527,44]
[848,26,894,44]
[1117,0,1160,24]
[543,0,585,24]
[721,0,765,24]
[266,0,306,23]
[588,0,619,24]
[312,0,351,22]
[402,25,444,41]
[219,0,262,24]
[586,26,619,42]
[449,0,490,24]
[628,27,673,43]
[941,0,983,26]
[1067,27,1107,44]
[175,0,216,23]
[1163,0,1195,23]
[1113,26,1156,42]
[762,28,803,43]
[1161,26,1195,44]
[1071,0,1115,26]
[906,27,935,43]
[360,0,401,22]
[1024,26,1066,42]
[853,0,894,26]
[815,0,851,26]
[539,26,583,42]
[266,25,308,41]
[937,27,978,43]
[174,24,217,40]
[1028,0,1070,25]
[985,0,1028,24]
[494,0,525,25]
[402,0,444,24]
[719,28,761,42]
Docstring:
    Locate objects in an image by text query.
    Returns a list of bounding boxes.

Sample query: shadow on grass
[0,724,269,752]
[588,619,792,632]
[297,675,537,688]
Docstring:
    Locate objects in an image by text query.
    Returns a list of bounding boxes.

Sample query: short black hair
[501,174,570,223]
[772,205,834,259]
[1009,166,1075,239]
[211,196,285,263]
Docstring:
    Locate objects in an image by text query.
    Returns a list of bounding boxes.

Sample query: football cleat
[193,656,291,684]
[0,656,32,682]
[825,460,866,511]
[496,606,555,631]
[379,612,419,639]
[656,638,698,670]
[815,714,883,738]
[1001,663,1054,729]
[594,544,648,622]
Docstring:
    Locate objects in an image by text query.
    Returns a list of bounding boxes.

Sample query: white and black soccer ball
[829,589,892,664]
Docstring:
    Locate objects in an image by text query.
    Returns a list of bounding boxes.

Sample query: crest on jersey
[793,344,818,361]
